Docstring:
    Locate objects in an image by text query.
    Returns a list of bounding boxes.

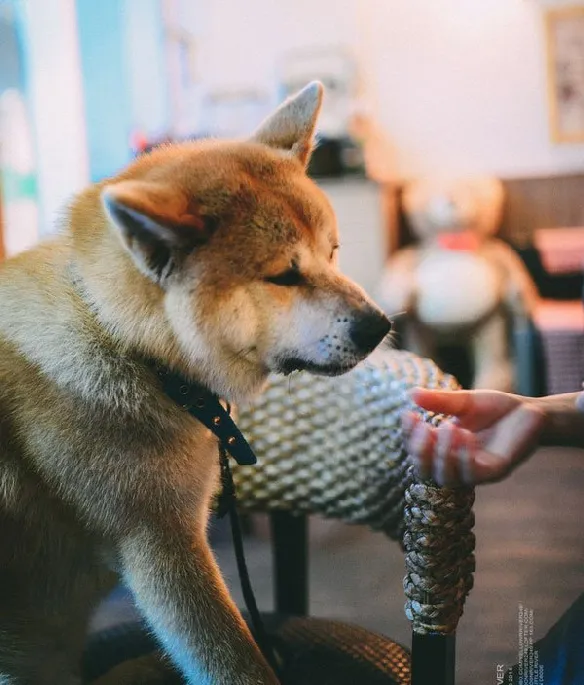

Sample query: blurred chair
[528,228,584,395]
[84,349,475,685]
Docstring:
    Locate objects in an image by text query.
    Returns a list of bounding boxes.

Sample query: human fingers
[403,413,474,486]
[410,387,521,431]
[402,412,436,480]
[409,388,473,416]
[432,421,477,487]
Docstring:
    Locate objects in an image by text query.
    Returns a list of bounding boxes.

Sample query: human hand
[402,388,546,486]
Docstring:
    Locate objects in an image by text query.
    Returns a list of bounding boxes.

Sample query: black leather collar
[152,364,257,466]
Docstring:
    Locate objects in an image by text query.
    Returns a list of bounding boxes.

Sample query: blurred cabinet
[318,178,394,295]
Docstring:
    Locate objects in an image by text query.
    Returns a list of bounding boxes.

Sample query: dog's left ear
[102,180,212,284]
[251,81,323,166]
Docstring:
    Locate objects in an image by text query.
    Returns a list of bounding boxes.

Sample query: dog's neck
[66,201,201,372]
[66,252,267,406]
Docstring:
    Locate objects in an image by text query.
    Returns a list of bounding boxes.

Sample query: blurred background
[3,1,584,683]
[5,1,584,251]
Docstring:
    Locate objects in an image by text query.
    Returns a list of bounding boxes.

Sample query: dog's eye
[264,269,304,287]
[330,244,340,260]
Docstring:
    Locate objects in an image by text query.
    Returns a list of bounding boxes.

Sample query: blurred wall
[14,0,169,233]
[0,1,39,255]
[179,0,584,180]
[362,0,584,179]
[76,0,133,182]
[176,0,357,95]
[124,0,169,141]
[19,0,89,234]
[0,7,23,92]
[15,0,584,237]
[76,0,169,182]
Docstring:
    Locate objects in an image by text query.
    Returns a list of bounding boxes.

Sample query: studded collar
[152,363,257,466]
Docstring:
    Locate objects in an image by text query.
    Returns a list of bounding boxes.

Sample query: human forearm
[530,392,584,448]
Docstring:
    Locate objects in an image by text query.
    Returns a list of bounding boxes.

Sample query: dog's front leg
[118,528,279,685]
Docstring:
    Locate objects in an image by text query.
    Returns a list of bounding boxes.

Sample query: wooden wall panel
[391,173,584,251]
[499,174,584,247]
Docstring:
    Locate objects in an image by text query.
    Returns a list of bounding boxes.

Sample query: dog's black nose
[349,311,392,353]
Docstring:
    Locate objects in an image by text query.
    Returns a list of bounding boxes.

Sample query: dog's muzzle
[277,311,392,377]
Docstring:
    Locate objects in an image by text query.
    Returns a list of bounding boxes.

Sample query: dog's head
[100,83,391,402]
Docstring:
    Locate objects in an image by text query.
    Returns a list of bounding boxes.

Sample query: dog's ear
[251,81,323,166]
[102,180,212,284]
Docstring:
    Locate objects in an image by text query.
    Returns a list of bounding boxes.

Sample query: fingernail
[408,387,423,401]
[412,421,428,446]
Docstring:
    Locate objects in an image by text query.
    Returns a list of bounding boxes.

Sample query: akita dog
[0,82,391,684]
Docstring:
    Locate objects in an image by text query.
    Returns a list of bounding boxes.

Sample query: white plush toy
[377,176,539,391]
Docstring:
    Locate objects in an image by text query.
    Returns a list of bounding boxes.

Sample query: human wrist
[531,393,584,448]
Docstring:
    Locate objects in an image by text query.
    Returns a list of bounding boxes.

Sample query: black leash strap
[153,365,283,678]
[217,444,283,677]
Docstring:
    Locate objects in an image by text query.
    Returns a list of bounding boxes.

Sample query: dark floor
[93,446,584,685]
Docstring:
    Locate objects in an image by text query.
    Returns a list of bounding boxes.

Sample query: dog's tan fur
[0,83,390,684]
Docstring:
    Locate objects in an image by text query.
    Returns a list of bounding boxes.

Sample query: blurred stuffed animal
[377,176,539,391]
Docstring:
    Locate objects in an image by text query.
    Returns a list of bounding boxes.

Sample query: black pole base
[270,512,309,616]
[411,632,456,685]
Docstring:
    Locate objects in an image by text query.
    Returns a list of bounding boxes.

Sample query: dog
[0,82,391,684]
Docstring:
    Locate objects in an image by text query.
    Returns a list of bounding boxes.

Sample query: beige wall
[184,0,584,179]
[21,0,89,235]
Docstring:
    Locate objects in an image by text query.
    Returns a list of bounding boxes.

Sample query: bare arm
[532,392,584,448]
